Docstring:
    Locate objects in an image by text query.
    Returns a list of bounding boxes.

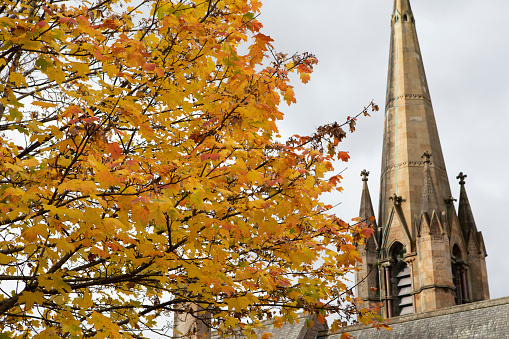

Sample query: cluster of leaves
[0,0,379,338]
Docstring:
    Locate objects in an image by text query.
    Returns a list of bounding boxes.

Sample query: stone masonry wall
[323,296,509,339]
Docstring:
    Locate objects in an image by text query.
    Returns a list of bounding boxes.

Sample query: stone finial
[421,151,432,163]
[389,193,403,206]
[457,172,467,185]
[361,169,370,182]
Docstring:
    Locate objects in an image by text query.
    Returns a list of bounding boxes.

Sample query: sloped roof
[326,297,509,339]
[211,313,327,339]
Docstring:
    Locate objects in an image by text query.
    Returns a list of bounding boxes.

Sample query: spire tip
[457,172,467,185]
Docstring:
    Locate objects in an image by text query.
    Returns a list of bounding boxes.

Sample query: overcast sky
[259,0,509,299]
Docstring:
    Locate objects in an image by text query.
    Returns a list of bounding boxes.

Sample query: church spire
[360,170,377,229]
[457,172,479,243]
[379,0,451,238]
[355,170,380,310]
[386,0,429,107]
[393,0,413,14]
[355,0,490,318]
[359,169,379,248]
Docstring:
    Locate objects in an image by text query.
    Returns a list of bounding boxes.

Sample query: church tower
[356,0,489,318]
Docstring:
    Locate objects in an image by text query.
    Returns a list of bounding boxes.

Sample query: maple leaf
[338,151,350,162]
[143,63,156,71]
[106,142,122,159]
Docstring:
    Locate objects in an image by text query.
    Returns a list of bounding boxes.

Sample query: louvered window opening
[394,263,413,316]
[452,264,460,305]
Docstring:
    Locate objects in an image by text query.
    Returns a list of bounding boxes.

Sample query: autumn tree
[0,0,379,338]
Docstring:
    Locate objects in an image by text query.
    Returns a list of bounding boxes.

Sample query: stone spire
[358,0,490,318]
[393,0,412,14]
[457,172,479,244]
[455,173,489,301]
[418,151,440,217]
[360,170,378,232]
[416,151,444,236]
[379,0,451,238]
[355,170,380,310]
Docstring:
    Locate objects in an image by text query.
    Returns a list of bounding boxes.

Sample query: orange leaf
[62,105,82,117]
[106,142,122,159]
[201,153,220,161]
[144,63,156,71]
[93,50,106,62]
[155,67,164,77]
[338,152,350,162]
[300,73,311,84]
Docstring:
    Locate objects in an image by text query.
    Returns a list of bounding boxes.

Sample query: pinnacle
[359,171,376,223]
[393,0,413,15]
[419,154,440,216]
[359,170,378,248]
[458,174,479,241]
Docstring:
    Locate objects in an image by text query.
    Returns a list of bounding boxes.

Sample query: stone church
[331,0,509,336]
[176,1,509,338]
[355,0,491,316]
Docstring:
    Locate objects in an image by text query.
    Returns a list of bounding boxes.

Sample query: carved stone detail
[386,94,432,108]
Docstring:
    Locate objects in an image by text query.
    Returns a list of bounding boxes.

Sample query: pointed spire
[380,0,451,239]
[387,0,430,106]
[457,172,479,242]
[359,170,378,246]
[356,170,381,308]
[393,0,413,16]
[419,152,440,216]
[359,170,377,227]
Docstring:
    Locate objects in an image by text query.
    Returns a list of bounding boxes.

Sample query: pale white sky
[260,0,509,299]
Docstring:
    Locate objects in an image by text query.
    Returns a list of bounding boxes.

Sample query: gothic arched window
[452,244,469,305]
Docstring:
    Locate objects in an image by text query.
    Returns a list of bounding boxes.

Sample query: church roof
[211,314,327,339]
[326,296,509,339]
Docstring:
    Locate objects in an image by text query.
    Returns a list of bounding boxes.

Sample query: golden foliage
[0,0,378,337]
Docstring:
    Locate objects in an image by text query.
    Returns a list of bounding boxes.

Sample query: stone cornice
[386,94,432,109]
[411,283,455,295]
[381,161,447,177]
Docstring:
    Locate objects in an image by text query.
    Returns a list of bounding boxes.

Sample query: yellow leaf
[18,291,44,311]
[9,72,27,87]
[57,180,97,195]
[46,67,66,84]
[103,218,128,232]
[32,101,57,108]
[0,253,16,264]
[72,62,91,77]
[20,158,39,167]
[300,73,311,84]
